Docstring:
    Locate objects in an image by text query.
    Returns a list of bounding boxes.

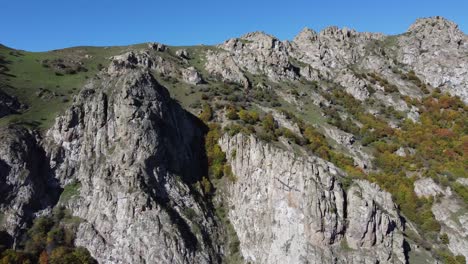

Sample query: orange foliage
[434,128,455,138]
[39,251,48,264]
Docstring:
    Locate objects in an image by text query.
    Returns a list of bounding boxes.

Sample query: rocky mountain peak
[408,16,461,34]
[238,31,281,50]
[406,16,466,47]
[241,31,277,41]
[220,31,283,52]
[319,26,357,39]
[108,51,154,74]
[293,27,318,45]
[398,16,468,101]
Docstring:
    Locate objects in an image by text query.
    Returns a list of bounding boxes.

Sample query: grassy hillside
[0,44,144,130]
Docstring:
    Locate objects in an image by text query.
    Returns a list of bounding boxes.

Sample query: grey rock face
[109,51,156,74]
[205,50,250,88]
[345,180,405,261]
[323,126,372,169]
[414,178,451,198]
[44,64,220,263]
[110,50,203,85]
[292,27,383,72]
[413,177,468,260]
[397,16,468,102]
[176,49,190,59]
[395,147,407,157]
[335,71,370,101]
[432,197,468,260]
[205,32,298,86]
[323,126,355,147]
[219,133,407,264]
[182,66,203,85]
[0,127,58,246]
[148,42,166,52]
[456,178,468,187]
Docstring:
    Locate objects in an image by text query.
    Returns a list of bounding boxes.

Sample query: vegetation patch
[59,181,81,204]
[0,207,95,264]
[300,80,467,262]
[215,205,243,264]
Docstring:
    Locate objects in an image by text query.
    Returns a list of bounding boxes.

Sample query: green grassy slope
[0,44,224,131]
[0,44,146,130]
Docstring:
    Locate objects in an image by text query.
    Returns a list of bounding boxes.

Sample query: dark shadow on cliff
[403,239,411,263]
[159,99,209,185]
[0,160,12,204]
[164,97,223,263]
[129,77,213,254]
[0,231,13,253]
[0,126,61,248]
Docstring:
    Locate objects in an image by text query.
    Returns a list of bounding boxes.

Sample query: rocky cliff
[42,58,222,263]
[220,134,406,264]
[0,126,59,248]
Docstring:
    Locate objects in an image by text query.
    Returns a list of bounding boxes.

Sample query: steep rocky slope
[0,127,59,247]
[43,58,221,263]
[220,134,406,264]
[398,17,468,101]
[0,16,467,264]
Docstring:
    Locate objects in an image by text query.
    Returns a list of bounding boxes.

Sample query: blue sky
[2,0,467,51]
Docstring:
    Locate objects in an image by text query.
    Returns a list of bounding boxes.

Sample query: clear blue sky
[2,0,467,52]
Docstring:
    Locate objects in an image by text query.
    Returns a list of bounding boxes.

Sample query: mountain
[0,16,467,264]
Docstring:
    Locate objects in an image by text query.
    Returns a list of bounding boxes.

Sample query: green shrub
[276,127,300,144]
[59,181,81,204]
[453,183,468,203]
[3,208,96,263]
[211,163,224,179]
[238,110,259,124]
[440,233,449,245]
[224,164,237,182]
[49,246,95,264]
[257,131,275,142]
[262,113,275,133]
[183,208,197,219]
[225,107,239,120]
[0,249,33,264]
[224,123,242,136]
[199,103,213,123]
[303,125,327,151]
[204,123,237,182]
[201,177,212,194]
[436,249,466,264]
